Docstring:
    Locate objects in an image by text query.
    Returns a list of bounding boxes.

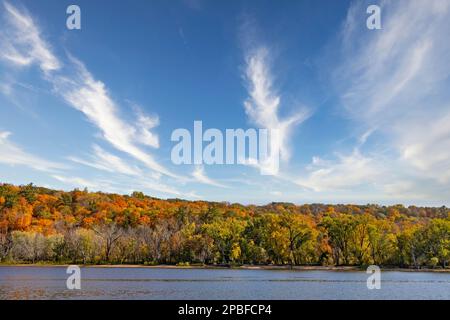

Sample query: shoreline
[1,263,449,272]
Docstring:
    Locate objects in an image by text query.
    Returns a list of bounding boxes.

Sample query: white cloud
[0,81,12,96]
[294,0,450,204]
[0,131,64,172]
[139,180,189,197]
[244,47,310,163]
[52,170,194,199]
[192,166,228,188]
[72,142,184,198]
[0,2,192,202]
[52,57,175,177]
[68,145,142,176]
[0,2,177,179]
[51,174,104,190]
[0,2,60,72]
[335,0,450,185]
[295,149,382,192]
[133,104,160,148]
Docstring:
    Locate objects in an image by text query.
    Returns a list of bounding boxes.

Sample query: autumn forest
[0,183,449,269]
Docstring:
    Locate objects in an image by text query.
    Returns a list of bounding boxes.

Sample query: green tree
[280,213,312,266]
[202,217,246,264]
[422,219,450,267]
[322,214,356,265]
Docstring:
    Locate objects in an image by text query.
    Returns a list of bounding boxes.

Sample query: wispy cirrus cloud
[295,149,383,192]
[192,166,228,188]
[243,47,310,164]
[138,180,199,198]
[0,2,60,72]
[52,57,175,177]
[309,0,450,201]
[344,1,450,179]
[134,106,160,149]
[0,1,193,199]
[68,145,142,177]
[0,1,176,180]
[51,174,105,190]
[0,131,65,172]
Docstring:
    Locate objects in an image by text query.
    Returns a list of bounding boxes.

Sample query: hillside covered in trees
[0,183,449,268]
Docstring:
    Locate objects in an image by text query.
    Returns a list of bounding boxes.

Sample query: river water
[0,266,448,300]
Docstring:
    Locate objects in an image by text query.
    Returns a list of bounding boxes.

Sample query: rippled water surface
[0,266,449,300]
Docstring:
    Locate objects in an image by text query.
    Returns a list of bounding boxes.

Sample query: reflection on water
[0,266,449,300]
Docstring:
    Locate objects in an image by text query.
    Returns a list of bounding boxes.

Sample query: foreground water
[0,266,449,300]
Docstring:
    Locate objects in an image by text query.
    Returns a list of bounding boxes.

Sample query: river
[0,266,449,299]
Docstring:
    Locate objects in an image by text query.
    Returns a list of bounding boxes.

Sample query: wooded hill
[0,183,449,268]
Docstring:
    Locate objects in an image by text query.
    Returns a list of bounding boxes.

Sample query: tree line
[0,183,449,268]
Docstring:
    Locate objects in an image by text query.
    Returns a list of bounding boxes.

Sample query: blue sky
[1,0,450,206]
